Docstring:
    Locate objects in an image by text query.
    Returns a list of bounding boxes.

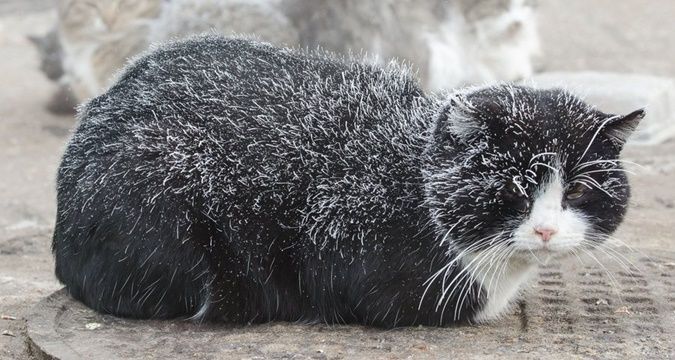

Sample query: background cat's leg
[518,299,529,331]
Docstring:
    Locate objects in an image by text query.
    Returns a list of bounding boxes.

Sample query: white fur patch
[472,173,590,322]
[513,174,590,253]
[425,0,540,91]
[469,255,536,323]
[189,288,212,321]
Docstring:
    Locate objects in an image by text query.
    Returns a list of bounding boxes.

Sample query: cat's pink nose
[534,227,557,242]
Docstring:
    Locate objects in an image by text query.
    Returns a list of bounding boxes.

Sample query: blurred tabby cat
[32,0,540,113]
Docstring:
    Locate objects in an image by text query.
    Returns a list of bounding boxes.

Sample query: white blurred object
[149,0,298,46]
[33,0,541,110]
[528,72,675,145]
[427,0,541,91]
[282,0,541,91]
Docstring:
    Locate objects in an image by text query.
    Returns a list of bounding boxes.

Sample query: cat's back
[83,35,421,133]
[73,36,331,159]
[53,36,438,320]
[63,36,432,216]
[89,36,319,119]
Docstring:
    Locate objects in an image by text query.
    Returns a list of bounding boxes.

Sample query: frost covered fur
[53,36,641,328]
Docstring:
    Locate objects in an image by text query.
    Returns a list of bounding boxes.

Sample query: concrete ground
[0,1,674,359]
[538,0,675,78]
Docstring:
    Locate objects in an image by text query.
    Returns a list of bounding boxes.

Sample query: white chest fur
[463,255,537,323]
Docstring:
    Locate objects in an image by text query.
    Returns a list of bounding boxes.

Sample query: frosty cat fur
[53,36,642,328]
[33,0,539,111]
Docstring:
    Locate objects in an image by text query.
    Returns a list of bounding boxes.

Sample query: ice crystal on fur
[53,36,642,328]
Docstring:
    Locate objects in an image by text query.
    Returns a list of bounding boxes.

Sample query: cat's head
[424,84,644,260]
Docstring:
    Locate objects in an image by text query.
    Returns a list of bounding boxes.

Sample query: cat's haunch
[52,35,642,328]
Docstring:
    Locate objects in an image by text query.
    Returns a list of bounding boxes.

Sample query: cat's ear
[602,109,645,149]
[433,94,485,144]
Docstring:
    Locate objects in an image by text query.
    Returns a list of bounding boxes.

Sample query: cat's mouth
[522,248,557,264]
[508,241,580,264]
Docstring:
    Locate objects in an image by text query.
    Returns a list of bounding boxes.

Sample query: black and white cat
[52,36,642,328]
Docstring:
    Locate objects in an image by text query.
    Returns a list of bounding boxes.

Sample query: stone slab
[26,249,675,359]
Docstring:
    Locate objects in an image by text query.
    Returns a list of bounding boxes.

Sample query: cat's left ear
[602,109,645,149]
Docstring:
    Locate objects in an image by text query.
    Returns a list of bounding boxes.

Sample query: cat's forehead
[475,86,596,128]
[464,86,616,179]
[476,87,603,152]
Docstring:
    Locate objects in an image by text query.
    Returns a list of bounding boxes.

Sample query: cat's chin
[511,248,574,265]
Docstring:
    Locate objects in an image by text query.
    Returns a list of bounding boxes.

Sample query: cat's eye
[513,198,530,212]
[502,180,530,213]
[566,183,589,201]
[505,181,524,196]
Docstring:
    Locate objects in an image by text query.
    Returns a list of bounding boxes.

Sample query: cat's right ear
[602,109,645,150]
[433,94,485,145]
